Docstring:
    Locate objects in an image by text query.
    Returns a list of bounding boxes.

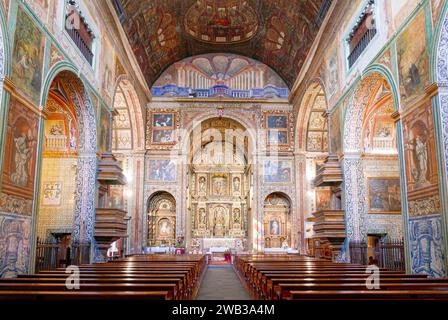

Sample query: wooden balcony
[313,154,343,187]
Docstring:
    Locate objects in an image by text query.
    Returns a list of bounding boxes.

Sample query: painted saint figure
[11,128,33,187]
[414,136,428,184]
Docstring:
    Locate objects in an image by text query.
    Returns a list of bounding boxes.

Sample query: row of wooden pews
[0,254,206,301]
[234,255,448,300]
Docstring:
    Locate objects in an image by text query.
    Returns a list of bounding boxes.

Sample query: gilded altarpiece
[189,118,249,250]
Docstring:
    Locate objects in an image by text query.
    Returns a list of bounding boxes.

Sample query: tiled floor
[196,265,251,300]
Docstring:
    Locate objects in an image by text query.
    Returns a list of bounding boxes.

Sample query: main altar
[188,118,250,252]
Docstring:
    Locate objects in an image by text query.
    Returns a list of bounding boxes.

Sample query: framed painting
[148,159,176,182]
[153,113,174,128]
[267,115,288,129]
[149,111,177,145]
[268,130,289,145]
[367,177,401,214]
[263,160,292,183]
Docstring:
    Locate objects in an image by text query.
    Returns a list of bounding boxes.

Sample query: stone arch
[342,68,403,246]
[112,75,145,151]
[179,111,257,156]
[295,78,328,151]
[39,64,97,244]
[343,67,399,154]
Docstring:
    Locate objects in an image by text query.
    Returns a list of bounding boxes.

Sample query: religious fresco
[147,159,176,182]
[117,0,324,87]
[366,178,401,214]
[49,44,64,69]
[329,106,341,154]
[152,53,289,98]
[402,103,441,218]
[0,97,39,216]
[397,10,430,107]
[184,0,258,44]
[263,160,292,183]
[98,105,111,154]
[323,43,339,98]
[114,55,126,79]
[0,215,32,278]
[11,6,45,105]
[375,47,392,71]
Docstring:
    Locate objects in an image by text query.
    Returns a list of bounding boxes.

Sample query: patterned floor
[196,265,251,300]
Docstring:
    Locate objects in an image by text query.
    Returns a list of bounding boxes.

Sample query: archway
[187,117,252,252]
[146,191,176,247]
[343,71,404,265]
[296,81,332,255]
[110,76,145,255]
[263,192,291,249]
[35,69,97,269]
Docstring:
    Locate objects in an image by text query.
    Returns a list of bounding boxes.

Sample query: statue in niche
[233,177,240,192]
[412,135,428,184]
[198,208,206,225]
[233,208,241,225]
[199,176,206,193]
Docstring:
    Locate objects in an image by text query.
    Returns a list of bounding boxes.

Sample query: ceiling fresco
[116,0,325,88]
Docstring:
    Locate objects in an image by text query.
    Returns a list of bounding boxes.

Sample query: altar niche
[263,193,291,248]
[147,191,176,246]
[188,118,251,251]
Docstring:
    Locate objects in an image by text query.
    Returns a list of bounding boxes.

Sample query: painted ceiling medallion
[184,0,259,44]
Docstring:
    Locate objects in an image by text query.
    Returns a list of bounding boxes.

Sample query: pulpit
[95,152,128,260]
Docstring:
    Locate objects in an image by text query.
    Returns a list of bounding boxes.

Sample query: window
[347,0,377,68]
[65,0,95,65]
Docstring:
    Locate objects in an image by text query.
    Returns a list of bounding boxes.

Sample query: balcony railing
[65,25,94,65]
[348,26,377,68]
[45,135,67,152]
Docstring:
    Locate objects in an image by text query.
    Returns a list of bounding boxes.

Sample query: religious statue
[233,177,240,192]
[199,176,206,193]
[198,208,206,225]
[11,129,33,187]
[232,208,241,224]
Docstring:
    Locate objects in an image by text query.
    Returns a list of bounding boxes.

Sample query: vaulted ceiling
[115,0,325,89]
